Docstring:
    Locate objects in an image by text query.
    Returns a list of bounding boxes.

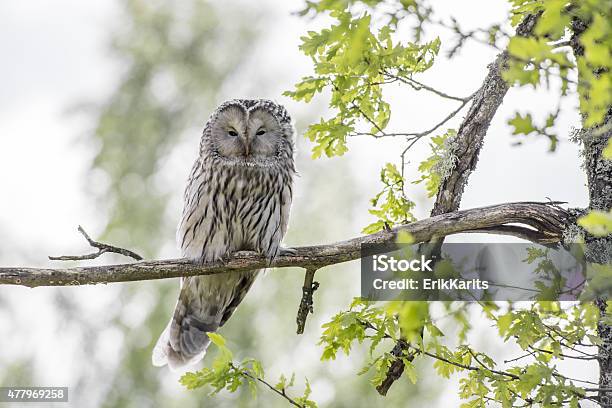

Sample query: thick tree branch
[0,202,569,288]
[431,13,540,216]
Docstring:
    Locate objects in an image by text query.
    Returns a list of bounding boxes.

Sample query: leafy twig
[234,364,305,408]
[362,320,599,404]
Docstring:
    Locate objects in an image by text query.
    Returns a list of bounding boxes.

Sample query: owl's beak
[240,134,250,156]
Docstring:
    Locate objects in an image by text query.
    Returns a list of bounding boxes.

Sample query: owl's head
[202,99,294,167]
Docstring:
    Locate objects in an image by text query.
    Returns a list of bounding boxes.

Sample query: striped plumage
[153,99,295,369]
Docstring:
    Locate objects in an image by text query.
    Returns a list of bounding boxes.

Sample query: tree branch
[48,225,143,261]
[296,268,319,334]
[364,321,599,405]
[375,338,416,396]
[431,13,540,216]
[0,202,569,288]
[381,71,471,102]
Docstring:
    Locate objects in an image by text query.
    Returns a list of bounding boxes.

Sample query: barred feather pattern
[153,99,295,369]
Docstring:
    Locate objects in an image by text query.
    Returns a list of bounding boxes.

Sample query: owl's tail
[152,288,221,370]
[152,273,258,370]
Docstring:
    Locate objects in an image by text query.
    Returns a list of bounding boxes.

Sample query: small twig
[528,345,600,361]
[541,324,599,357]
[233,364,304,408]
[352,103,385,134]
[550,40,572,49]
[583,388,612,393]
[504,351,535,364]
[381,71,471,102]
[350,91,475,141]
[49,225,143,261]
[296,268,319,334]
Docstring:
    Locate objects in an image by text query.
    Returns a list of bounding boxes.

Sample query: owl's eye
[256,128,266,136]
[228,130,238,137]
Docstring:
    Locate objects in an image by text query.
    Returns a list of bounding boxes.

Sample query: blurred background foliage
[43,0,428,406]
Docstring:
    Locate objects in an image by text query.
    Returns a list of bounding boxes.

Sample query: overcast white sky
[0,0,595,406]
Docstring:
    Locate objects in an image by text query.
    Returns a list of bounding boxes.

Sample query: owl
[152,99,295,369]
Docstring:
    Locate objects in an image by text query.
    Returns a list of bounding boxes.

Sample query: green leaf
[284,76,328,102]
[363,163,415,233]
[603,139,612,160]
[578,210,612,237]
[288,6,443,158]
[508,112,536,135]
[403,360,418,384]
[534,0,570,39]
[207,332,226,347]
[497,313,514,337]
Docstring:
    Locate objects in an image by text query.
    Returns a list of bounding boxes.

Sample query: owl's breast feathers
[177,156,294,262]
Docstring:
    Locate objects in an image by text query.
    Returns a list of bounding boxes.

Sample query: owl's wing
[176,159,228,261]
[218,270,260,327]
[279,182,293,239]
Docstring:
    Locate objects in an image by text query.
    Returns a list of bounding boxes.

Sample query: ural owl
[153,99,295,369]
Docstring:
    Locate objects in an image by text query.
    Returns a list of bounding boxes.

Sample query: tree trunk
[583,115,612,407]
[571,17,612,407]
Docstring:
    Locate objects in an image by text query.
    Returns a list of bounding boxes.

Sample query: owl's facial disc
[209,102,290,167]
[210,104,250,159]
[246,108,283,160]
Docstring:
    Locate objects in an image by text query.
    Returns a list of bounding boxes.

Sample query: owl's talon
[218,254,233,265]
[193,256,206,266]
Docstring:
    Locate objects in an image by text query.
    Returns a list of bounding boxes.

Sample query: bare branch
[0,202,569,288]
[528,345,600,361]
[398,95,475,176]
[296,268,319,334]
[48,226,143,261]
[381,71,472,102]
[350,94,474,141]
[431,13,541,217]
